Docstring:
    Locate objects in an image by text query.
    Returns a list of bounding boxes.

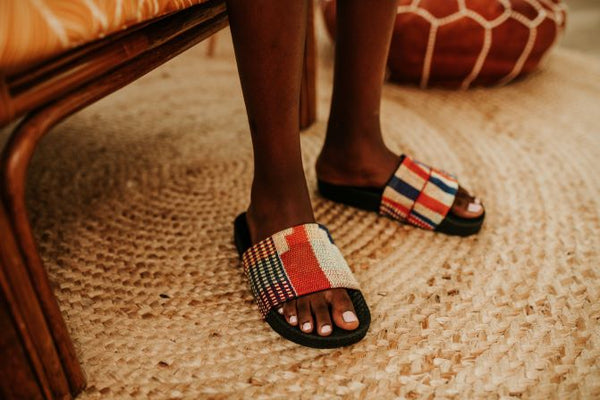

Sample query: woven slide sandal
[318,155,484,236]
[234,213,371,348]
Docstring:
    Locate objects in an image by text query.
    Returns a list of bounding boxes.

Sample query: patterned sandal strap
[242,223,360,317]
[380,155,459,230]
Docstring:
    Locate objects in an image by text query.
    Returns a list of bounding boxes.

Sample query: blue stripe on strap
[429,176,458,195]
[388,176,420,201]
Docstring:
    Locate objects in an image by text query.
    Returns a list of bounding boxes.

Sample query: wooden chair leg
[0,11,228,399]
[1,112,87,399]
[0,273,47,400]
[0,199,63,400]
[300,0,317,130]
[206,34,218,57]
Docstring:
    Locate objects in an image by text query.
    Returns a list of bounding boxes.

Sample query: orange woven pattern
[242,224,360,317]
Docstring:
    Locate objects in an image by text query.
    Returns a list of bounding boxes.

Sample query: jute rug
[5,32,599,399]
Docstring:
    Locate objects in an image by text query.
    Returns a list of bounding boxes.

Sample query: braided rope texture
[242,224,359,317]
[2,36,598,398]
[381,155,459,230]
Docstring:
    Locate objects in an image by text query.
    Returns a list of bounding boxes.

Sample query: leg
[317,0,483,218]
[226,0,359,336]
[299,0,317,130]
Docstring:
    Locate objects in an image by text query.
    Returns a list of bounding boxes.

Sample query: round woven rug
[7,32,599,399]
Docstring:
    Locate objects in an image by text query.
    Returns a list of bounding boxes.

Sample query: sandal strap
[380,155,459,230]
[242,223,360,317]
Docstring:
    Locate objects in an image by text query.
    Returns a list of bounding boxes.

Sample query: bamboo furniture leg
[0,9,228,399]
[0,200,62,399]
[0,279,45,400]
[1,112,88,399]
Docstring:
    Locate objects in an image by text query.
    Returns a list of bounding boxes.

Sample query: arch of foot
[321,0,567,88]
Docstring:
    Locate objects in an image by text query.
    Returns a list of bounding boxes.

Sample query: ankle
[321,115,390,162]
[246,180,315,243]
[246,204,315,243]
[316,141,398,187]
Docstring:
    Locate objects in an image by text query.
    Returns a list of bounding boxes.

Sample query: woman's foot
[245,189,360,336]
[316,141,484,219]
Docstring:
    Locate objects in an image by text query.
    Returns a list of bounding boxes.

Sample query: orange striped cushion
[0,0,210,75]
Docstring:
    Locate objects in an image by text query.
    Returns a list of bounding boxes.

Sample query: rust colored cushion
[0,0,209,75]
[321,0,566,88]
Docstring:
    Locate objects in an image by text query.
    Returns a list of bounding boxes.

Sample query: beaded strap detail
[380,155,459,230]
[241,224,360,317]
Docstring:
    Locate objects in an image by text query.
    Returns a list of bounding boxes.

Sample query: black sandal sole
[233,213,371,349]
[318,180,484,237]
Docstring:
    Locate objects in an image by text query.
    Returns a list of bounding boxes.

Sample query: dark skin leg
[226,0,359,336]
[228,0,482,338]
[316,0,484,218]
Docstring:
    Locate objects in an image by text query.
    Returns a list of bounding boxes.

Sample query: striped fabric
[0,0,209,75]
[241,224,360,317]
[380,155,459,230]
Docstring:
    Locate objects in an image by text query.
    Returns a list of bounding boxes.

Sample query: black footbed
[233,213,371,349]
[317,180,484,237]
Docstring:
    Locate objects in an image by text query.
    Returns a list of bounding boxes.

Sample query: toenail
[302,322,312,332]
[277,307,283,315]
[321,324,332,334]
[467,202,482,213]
[342,311,358,323]
[289,315,297,324]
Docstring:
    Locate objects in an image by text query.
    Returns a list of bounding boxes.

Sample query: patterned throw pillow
[321,0,566,88]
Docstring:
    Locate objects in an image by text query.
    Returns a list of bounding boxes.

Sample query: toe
[330,289,359,331]
[297,296,314,333]
[310,295,333,336]
[283,300,298,326]
[451,186,484,219]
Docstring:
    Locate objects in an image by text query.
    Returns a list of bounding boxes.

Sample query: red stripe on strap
[279,226,331,295]
[404,157,430,181]
[382,197,411,218]
[416,191,452,216]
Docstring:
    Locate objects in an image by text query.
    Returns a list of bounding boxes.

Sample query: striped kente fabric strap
[380,155,459,230]
[241,224,360,317]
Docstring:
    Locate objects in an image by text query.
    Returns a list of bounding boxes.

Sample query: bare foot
[245,187,360,336]
[316,145,484,219]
